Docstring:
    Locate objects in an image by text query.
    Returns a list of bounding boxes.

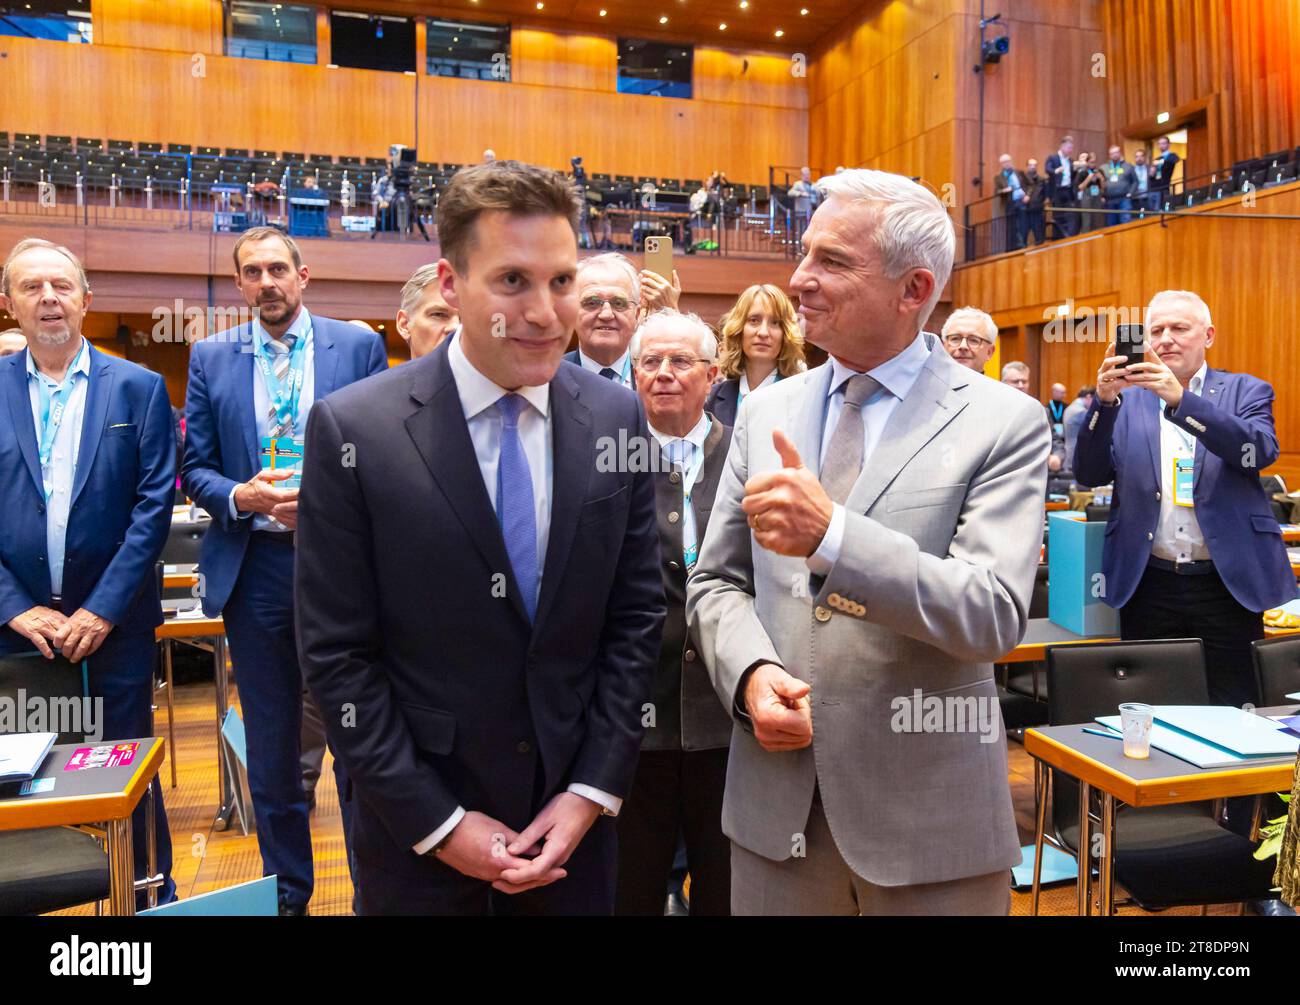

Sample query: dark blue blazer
[294,338,665,863]
[1072,370,1295,613]
[181,314,388,616]
[704,378,740,427]
[0,345,175,651]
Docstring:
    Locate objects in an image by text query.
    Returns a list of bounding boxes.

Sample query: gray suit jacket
[686,339,1049,886]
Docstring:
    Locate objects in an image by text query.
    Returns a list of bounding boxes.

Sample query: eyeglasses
[943,333,993,350]
[635,354,711,374]
[579,294,633,313]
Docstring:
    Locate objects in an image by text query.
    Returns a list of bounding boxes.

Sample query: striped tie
[267,333,298,439]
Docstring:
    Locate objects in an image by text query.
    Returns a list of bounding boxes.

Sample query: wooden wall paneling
[95,0,222,55]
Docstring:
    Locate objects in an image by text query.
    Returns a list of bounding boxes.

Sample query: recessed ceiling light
[774,28,784,36]
[599,7,607,13]
[800,6,809,13]
[659,14,668,22]
[536,1,543,7]
[738,0,748,7]
[719,22,726,29]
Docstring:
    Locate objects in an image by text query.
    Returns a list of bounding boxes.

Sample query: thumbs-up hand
[741,428,835,557]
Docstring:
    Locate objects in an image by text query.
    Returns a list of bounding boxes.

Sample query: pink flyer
[63,742,139,771]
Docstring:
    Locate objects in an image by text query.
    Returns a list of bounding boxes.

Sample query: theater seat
[0,829,109,916]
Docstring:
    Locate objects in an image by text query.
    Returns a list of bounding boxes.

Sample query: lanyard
[34,341,87,469]
[1048,400,1065,422]
[254,321,311,433]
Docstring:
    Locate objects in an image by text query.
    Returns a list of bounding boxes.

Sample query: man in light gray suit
[686,168,1050,915]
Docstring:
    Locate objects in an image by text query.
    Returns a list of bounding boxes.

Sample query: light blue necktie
[496,394,539,621]
[664,438,699,568]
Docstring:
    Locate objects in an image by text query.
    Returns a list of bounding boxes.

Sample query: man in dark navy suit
[295,160,665,915]
[1074,290,1295,708]
[0,238,176,904]
[182,227,387,914]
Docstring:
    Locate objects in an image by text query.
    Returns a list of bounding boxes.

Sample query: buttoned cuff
[412,806,466,855]
[805,503,846,576]
[228,485,254,521]
[567,784,621,817]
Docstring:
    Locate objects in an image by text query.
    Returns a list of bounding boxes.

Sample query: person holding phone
[1073,290,1294,713]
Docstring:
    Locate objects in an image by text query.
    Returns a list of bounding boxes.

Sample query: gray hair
[631,308,718,361]
[399,263,442,316]
[3,238,91,297]
[814,168,955,326]
[941,306,997,343]
[1146,289,1213,329]
[577,252,641,304]
[1001,360,1030,380]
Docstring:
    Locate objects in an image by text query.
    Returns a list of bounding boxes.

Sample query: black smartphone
[1115,323,1145,369]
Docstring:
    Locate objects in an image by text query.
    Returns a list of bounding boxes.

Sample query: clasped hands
[7,605,114,661]
[235,469,299,529]
[434,791,603,894]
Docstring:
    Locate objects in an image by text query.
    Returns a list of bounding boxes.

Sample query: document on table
[0,732,57,783]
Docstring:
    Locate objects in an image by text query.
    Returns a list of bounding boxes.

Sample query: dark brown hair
[436,160,581,274]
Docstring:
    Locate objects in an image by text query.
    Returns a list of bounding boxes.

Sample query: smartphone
[1115,323,1145,369]
[644,236,674,279]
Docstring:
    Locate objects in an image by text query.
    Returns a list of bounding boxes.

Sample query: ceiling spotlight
[800,6,809,13]
[536,1,543,7]
[738,1,748,7]
[599,7,607,13]
[774,28,784,36]
[719,22,726,29]
[659,14,668,22]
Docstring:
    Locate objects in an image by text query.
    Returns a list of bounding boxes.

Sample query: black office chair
[162,518,207,568]
[1038,639,1276,913]
[1084,503,1110,523]
[1251,636,1300,707]
[0,653,110,915]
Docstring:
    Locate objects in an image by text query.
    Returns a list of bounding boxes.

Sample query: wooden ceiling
[341,0,869,52]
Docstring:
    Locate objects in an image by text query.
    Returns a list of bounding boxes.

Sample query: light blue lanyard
[254,322,311,433]
[34,341,87,470]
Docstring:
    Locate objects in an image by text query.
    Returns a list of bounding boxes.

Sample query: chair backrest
[1251,636,1300,707]
[0,653,90,744]
[1046,639,1208,839]
[163,519,208,566]
[1029,565,1049,620]
[1084,503,1110,523]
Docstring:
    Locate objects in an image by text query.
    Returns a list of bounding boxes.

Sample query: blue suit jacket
[294,341,665,866]
[181,314,388,616]
[1072,369,1295,613]
[0,345,175,651]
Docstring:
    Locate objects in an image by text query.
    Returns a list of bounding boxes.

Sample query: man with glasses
[617,309,733,916]
[564,253,680,389]
[939,307,997,375]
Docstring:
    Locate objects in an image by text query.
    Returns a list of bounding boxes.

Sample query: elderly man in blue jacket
[1074,289,1295,709]
[0,238,177,904]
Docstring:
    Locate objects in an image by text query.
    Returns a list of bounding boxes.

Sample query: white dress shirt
[228,308,316,531]
[1152,362,1210,563]
[738,369,778,406]
[25,338,91,597]
[650,412,711,563]
[575,346,633,389]
[413,332,620,856]
[806,331,933,575]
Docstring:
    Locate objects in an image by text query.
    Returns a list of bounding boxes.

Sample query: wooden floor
[56,680,1242,916]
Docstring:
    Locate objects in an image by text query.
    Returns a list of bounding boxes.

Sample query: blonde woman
[706,284,806,425]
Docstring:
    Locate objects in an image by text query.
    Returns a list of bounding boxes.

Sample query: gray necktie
[820,373,880,504]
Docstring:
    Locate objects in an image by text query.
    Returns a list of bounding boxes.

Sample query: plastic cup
[1118,702,1154,759]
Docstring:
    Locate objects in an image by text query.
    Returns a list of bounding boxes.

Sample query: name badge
[1173,456,1195,507]
[1089,184,1101,197]
[260,436,304,491]
[1053,422,1064,438]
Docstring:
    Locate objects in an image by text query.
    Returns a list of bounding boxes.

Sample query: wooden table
[999,618,1118,664]
[162,562,199,590]
[0,737,164,915]
[1282,526,1300,544]
[1024,710,1299,916]
[156,601,234,830]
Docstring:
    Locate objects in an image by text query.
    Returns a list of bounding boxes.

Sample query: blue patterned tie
[496,394,539,621]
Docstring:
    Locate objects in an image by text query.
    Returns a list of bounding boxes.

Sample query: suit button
[668,511,680,524]
[1155,492,1161,501]
[668,560,680,571]
[684,649,696,662]
[669,471,681,485]
[516,741,531,754]
[1147,532,1154,541]
[827,592,843,606]
[814,606,831,622]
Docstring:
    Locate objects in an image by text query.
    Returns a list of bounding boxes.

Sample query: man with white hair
[0,327,26,356]
[687,168,1049,915]
[0,237,177,907]
[1075,290,1294,711]
[563,252,679,389]
[940,307,997,373]
[617,309,734,916]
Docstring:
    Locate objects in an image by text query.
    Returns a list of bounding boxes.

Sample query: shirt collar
[448,329,550,421]
[649,411,710,451]
[739,369,778,397]
[26,336,91,383]
[826,330,931,404]
[577,346,630,380]
[1188,361,1208,396]
[254,307,313,349]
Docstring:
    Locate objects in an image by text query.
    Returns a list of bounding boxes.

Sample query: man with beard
[0,238,176,907]
[182,227,387,914]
